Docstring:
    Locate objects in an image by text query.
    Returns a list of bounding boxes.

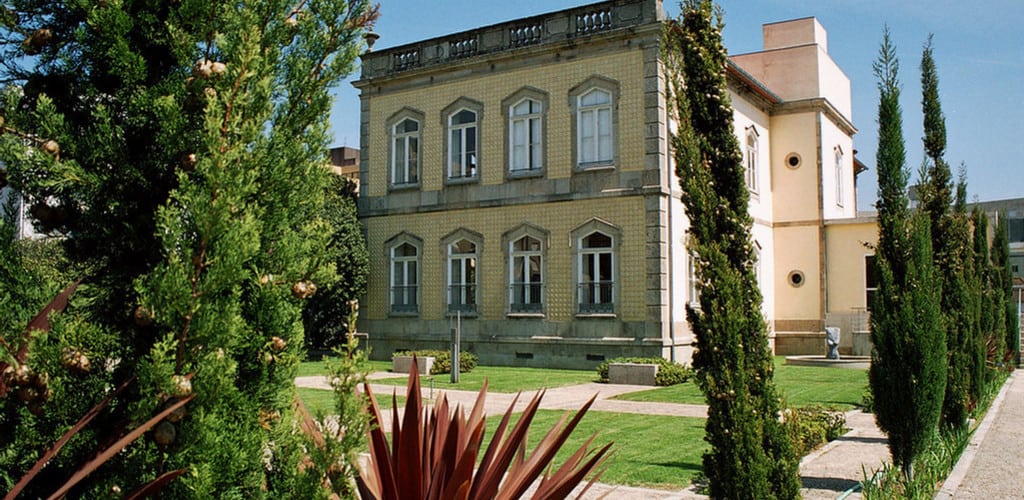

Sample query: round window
[786,153,801,169]
[788,271,805,287]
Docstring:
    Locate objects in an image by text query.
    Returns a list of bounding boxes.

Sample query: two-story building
[353,0,870,368]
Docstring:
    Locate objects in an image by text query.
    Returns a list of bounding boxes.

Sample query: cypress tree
[0,1,376,497]
[664,2,799,497]
[868,27,946,478]
[916,36,979,428]
[992,214,1019,360]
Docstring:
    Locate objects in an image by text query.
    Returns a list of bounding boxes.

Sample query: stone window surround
[569,75,620,171]
[385,107,425,191]
[502,223,550,316]
[441,97,484,185]
[502,86,550,180]
[440,228,484,317]
[571,218,621,317]
[385,232,423,316]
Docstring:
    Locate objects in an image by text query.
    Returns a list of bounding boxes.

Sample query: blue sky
[327,0,1024,211]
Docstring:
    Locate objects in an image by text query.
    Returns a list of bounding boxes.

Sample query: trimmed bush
[596,357,693,386]
[393,350,478,375]
[784,405,847,457]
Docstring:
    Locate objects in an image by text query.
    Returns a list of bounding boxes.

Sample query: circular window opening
[788,271,805,287]
[786,153,801,169]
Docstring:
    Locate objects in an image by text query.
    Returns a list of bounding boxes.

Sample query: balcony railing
[390,285,418,313]
[510,282,543,313]
[578,281,614,314]
[448,284,478,314]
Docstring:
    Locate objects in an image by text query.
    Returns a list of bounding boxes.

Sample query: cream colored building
[353,0,871,368]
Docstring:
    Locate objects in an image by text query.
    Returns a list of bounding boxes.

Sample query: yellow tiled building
[353,0,872,368]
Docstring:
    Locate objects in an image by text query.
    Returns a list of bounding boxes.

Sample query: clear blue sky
[327,0,1024,211]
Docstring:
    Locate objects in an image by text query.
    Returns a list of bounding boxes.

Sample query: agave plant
[357,357,613,500]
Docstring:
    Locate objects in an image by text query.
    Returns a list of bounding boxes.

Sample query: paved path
[296,372,893,498]
[936,369,1024,499]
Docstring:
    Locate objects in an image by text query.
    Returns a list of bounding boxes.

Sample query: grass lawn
[297,357,391,378]
[613,356,868,410]
[482,410,706,490]
[366,365,597,393]
[296,387,403,415]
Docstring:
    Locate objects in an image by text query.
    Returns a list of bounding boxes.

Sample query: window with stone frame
[448,109,478,180]
[447,238,478,314]
[570,76,618,170]
[510,98,543,173]
[745,127,759,193]
[510,234,543,313]
[578,231,614,313]
[390,241,419,314]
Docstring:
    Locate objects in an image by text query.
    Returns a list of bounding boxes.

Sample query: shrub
[392,350,478,375]
[784,405,848,457]
[595,357,693,386]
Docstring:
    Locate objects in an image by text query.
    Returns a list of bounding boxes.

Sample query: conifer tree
[664,2,799,497]
[0,1,376,496]
[916,35,980,428]
[991,213,1018,360]
[868,27,946,478]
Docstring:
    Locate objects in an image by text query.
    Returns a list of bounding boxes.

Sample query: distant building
[352,0,873,368]
[328,146,360,188]
[0,165,40,240]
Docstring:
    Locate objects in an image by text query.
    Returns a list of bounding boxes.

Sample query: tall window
[865,254,879,311]
[579,231,614,313]
[577,88,612,166]
[835,146,844,206]
[687,251,700,306]
[510,235,543,313]
[392,118,419,186]
[448,109,477,179]
[390,242,419,313]
[448,239,477,313]
[510,99,542,172]
[745,128,759,192]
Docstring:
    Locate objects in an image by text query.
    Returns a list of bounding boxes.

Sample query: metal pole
[451,311,460,383]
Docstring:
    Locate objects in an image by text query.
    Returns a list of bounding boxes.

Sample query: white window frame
[510,98,543,173]
[391,118,419,187]
[687,251,700,307]
[448,109,478,180]
[578,231,615,314]
[447,238,478,314]
[389,241,419,314]
[577,88,613,167]
[835,146,845,207]
[745,127,759,193]
[509,235,543,313]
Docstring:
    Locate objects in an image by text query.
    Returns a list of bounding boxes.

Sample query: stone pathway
[296,372,893,498]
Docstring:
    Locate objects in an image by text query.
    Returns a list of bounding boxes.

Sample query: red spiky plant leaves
[356,357,613,500]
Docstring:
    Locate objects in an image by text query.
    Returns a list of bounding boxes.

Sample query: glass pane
[408,261,417,285]
[466,258,476,283]
[512,100,529,116]
[452,239,475,254]
[394,139,406,181]
[398,118,418,133]
[581,89,610,106]
[407,138,418,182]
[466,127,476,156]
[598,108,611,160]
[452,109,475,125]
[451,259,462,284]
[599,252,612,281]
[450,130,462,173]
[529,255,541,281]
[393,262,404,285]
[513,255,525,281]
[583,232,612,248]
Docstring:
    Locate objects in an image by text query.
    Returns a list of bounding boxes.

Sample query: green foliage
[0,0,377,497]
[861,427,971,499]
[869,28,947,478]
[594,356,693,386]
[664,2,800,497]
[392,349,478,375]
[301,175,369,349]
[783,405,847,458]
[991,214,1019,357]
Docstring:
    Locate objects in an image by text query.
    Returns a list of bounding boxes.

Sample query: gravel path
[936,369,1024,499]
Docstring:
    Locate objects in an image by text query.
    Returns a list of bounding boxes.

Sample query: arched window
[390,242,419,313]
[391,118,420,186]
[448,109,478,179]
[835,146,845,207]
[577,88,613,166]
[579,231,614,313]
[447,239,478,314]
[745,127,759,193]
[510,235,543,312]
[510,98,543,172]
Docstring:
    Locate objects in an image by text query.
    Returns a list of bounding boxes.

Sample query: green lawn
[366,365,598,393]
[480,409,706,490]
[614,356,868,410]
[296,387,402,415]
[297,357,391,378]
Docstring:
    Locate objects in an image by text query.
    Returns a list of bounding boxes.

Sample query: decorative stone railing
[359,0,661,80]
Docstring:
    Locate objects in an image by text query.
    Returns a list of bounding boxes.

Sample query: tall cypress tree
[868,27,946,478]
[916,35,979,428]
[992,214,1019,360]
[664,2,799,497]
[0,1,376,496]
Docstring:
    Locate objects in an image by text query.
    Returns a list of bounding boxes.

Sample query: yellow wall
[825,219,879,312]
[773,225,821,320]
[770,112,820,222]
[365,49,647,197]
[365,196,647,322]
